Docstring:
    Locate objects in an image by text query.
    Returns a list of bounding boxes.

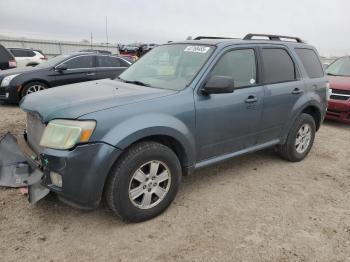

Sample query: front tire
[21,82,48,98]
[279,113,316,162]
[105,141,182,222]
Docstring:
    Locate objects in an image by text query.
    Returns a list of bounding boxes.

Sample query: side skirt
[194,139,280,170]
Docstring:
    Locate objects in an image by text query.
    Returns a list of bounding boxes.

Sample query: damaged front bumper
[0,133,122,209]
[0,133,50,203]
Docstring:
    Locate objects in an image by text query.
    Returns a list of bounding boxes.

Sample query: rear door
[95,55,130,80]
[52,55,97,87]
[257,46,305,144]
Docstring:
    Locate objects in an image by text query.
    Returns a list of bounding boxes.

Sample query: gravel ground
[0,103,349,262]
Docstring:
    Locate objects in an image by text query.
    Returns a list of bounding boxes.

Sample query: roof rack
[194,36,236,40]
[243,33,304,43]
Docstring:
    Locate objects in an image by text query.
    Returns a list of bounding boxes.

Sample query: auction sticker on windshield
[184,46,210,53]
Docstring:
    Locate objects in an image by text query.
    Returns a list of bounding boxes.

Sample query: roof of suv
[170,34,313,49]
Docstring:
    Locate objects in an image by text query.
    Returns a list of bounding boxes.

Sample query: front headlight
[1,74,20,87]
[40,119,96,150]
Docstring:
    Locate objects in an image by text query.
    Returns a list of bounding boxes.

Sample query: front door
[195,47,264,161]
[52,55,96,87]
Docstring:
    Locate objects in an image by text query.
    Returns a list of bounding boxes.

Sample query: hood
[0,66,49,77]
[328,75,350,91]
[20,79,177,122]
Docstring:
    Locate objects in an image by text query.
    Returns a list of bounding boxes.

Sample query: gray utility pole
[90,32,93,49]
[105,16,109,50]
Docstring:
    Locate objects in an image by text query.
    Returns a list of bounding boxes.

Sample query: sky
[0,0,349,57]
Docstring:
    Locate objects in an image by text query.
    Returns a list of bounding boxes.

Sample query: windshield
[37,54,71,68]
[326,56,350,76]
[119,44,215,90]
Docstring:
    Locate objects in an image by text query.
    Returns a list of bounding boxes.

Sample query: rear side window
[27,51,36,57]
[97,56,121,67]
[119,58,130,67]
[261,48,296,84]
[64,56,94,69]
[295,48,324,78]
[211,49,257,88]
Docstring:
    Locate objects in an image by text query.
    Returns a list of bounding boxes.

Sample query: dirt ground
[0,103,349,262]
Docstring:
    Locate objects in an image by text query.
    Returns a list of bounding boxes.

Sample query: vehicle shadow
[323,119,350,129]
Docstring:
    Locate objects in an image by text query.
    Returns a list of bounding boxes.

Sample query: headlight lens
[40,119,96,150]
[1,74,20,87]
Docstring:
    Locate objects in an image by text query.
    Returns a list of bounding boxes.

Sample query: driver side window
[64,55,94,69]
[211,49,257,88]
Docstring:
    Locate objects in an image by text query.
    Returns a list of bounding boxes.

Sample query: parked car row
[0,52,132,103]
[0,40,349,126]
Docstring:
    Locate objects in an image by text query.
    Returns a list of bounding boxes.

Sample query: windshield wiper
[123,80,152,87]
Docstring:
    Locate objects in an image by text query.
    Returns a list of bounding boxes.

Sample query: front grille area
[330,89,350,101]
[330,95,349,101]
[26,112,46,154]
[332,89,350,95]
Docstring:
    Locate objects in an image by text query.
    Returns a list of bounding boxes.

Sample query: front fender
[101,113,196,167]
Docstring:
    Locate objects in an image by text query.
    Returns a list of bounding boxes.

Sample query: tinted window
[262,48,296,84]
[10,49,29,57]
[295,48,324,78]
[64,56,94,69]
[0,45,13,60]
[119,58,130,67]
[97,56,121,67]
[211,49,257,88]
[27,50,36,57]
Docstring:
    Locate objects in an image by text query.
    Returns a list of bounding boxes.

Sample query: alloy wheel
[128,160,171,209]
[295,123,312,154]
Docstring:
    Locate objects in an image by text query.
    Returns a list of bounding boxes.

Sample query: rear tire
[105,141,182,222]
[21,82,48,98]
[279,113,316,162]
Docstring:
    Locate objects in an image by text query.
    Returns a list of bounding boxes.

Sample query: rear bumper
[326,100,350,124]
[9,134,122,209]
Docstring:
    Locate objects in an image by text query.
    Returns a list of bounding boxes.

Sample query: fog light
[5,92,9,98]
[50,172,62,188]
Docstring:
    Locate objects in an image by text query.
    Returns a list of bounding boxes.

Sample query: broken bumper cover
[0,133,122,209]
[0,133,49,203]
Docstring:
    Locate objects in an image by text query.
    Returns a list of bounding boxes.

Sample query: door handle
[86,72,95,76]
[245,95,258,103]
[291,88,303,95]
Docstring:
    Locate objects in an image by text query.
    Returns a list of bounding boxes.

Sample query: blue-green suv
[2,34,329,222]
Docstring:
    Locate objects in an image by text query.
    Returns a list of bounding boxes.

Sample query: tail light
[40,55,48,60]
[8,59,17,68]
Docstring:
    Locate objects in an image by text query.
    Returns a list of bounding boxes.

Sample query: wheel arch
[20,79,51,96]
[129,134,191,175]
[281,101,323,144]
[301,105,322,131]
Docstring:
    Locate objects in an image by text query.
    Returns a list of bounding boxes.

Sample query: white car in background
[8,48,47,68]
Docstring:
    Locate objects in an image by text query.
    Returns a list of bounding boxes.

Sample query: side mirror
[202,75,234,94]
[55,64,68,72]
